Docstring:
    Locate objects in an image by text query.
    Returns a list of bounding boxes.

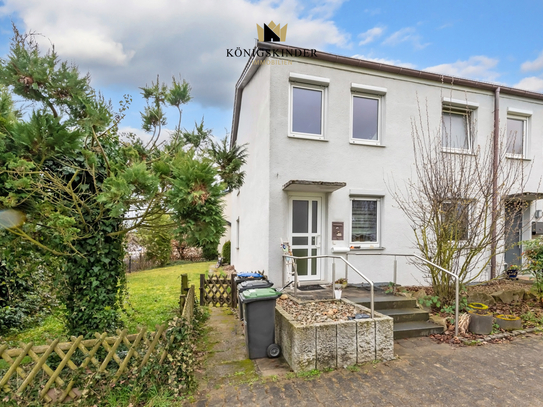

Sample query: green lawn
[2,261,214,346]
[122,261,213,332]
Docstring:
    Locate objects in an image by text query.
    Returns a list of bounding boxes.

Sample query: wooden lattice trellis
[200,274,236,307]
[0,285,197,403]
[0,326,167,403]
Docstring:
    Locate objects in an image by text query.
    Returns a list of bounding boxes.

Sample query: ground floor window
[441,200,470,241]
[351,198,379,245]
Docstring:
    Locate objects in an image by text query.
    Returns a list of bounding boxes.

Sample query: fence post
[200,274,205,306]
[128,256,132,273]
[230,273,237,308]
[179,274,188,311]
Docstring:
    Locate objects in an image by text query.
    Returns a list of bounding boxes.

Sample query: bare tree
[390,98,531,302]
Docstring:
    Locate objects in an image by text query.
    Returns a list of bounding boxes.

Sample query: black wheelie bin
[239,288,282,359]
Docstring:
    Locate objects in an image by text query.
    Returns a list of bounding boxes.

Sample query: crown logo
[257,21,288,42]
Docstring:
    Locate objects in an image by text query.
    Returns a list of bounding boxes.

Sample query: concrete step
[379,308,430,323]
[354,296,417,310]
[393,321,445,340]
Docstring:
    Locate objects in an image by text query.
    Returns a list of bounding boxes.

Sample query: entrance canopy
[506,192,543,201]
[282,180,346,193]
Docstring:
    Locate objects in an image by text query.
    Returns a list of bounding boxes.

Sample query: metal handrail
[282,254,374,318]
[346,252,460,337]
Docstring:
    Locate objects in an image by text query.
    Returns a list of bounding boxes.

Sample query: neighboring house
[230,42,543,287]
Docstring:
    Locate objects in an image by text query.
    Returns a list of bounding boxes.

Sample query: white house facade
[229,42,543,287]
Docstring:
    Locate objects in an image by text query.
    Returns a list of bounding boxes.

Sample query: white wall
[231,63,271,274]
[264,56,543,286]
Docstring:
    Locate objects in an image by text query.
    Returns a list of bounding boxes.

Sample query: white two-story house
[229,42,543,287]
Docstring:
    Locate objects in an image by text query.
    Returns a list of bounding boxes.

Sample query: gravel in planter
[276,298,368,325]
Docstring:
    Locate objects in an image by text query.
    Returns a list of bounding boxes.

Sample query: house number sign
[332,222,344,240]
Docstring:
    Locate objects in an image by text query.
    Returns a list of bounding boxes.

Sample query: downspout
[490,87,500,279]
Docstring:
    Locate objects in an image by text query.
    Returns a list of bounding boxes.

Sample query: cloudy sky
[1,0,543,141]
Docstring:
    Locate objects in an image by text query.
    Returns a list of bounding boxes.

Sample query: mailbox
[532,222,543,235]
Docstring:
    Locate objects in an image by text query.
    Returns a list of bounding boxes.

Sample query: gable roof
[231,42,543,146]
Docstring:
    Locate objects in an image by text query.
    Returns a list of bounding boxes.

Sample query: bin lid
[237,272,263,278]
[240,288,280,302]
[239,280,273,290]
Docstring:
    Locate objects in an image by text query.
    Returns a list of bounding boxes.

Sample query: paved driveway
[193,332,543,406]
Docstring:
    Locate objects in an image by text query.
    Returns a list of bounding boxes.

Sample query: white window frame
[350,197,381,248]
[441,200,471,241]
[506,107,532,160]
[289,83,326,140]
[350,93,382,145]
[441,106,474,153]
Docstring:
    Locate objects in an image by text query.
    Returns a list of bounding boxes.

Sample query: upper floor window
[289,73,329,140]
[441,98,479,152]
[506,107,532,159]
[351,83,386,145]
[442,108,472,151]
[506,117,526,157]
[291,85,323,136]
[352,95,379,143]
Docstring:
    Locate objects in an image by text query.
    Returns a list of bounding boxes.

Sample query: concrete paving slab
[189,305,543,406]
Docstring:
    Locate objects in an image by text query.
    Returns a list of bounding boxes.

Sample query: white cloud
[514,76,543,93]
[424,56,500,83]
[358,27,384,46]
[521,51,543,72]
[382,26,429,49]
[307,0,346,20]
[351,54,416,69]
[0,0,349,109]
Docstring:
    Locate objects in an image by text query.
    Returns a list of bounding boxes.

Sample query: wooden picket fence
[0,284,196,403]
[200,274,237,307]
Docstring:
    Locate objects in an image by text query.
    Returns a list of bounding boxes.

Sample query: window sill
[288,134,328,142]
[349,140,385,147]
[441,148,476,156]
[348,245,385,251]
[506,155,531,161]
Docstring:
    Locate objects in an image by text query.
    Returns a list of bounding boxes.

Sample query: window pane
[292,200,308,233]
[311,248,317,275]
[353,96,379,140]
[507,118,524,155]
[441,201,469,240]
[292,236,308,245]
[292,87,322,135]
[442,112,469,149]
[312,200,318,233]
[292,248,308,275]
[351,200,378,242]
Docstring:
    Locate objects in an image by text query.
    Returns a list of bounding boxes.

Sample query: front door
[289,196,322,280]
[505,202,523,268]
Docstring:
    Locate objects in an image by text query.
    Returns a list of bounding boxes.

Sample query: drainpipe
[490,87,500,279]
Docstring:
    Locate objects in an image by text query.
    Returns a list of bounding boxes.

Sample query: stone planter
[495,314,522,330]
[275,297,394,373]
[468,310,494,335]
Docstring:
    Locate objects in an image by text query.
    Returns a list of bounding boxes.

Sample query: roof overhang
[507,192,543,202]
[282,180,346,193]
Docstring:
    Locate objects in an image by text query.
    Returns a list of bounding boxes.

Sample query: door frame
[288,194,324,281]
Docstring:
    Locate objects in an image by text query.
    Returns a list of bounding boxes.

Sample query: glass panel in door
[290,197,321,280]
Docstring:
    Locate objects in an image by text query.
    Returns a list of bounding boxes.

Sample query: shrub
[222,240,231,264]
[202,245,219,260]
